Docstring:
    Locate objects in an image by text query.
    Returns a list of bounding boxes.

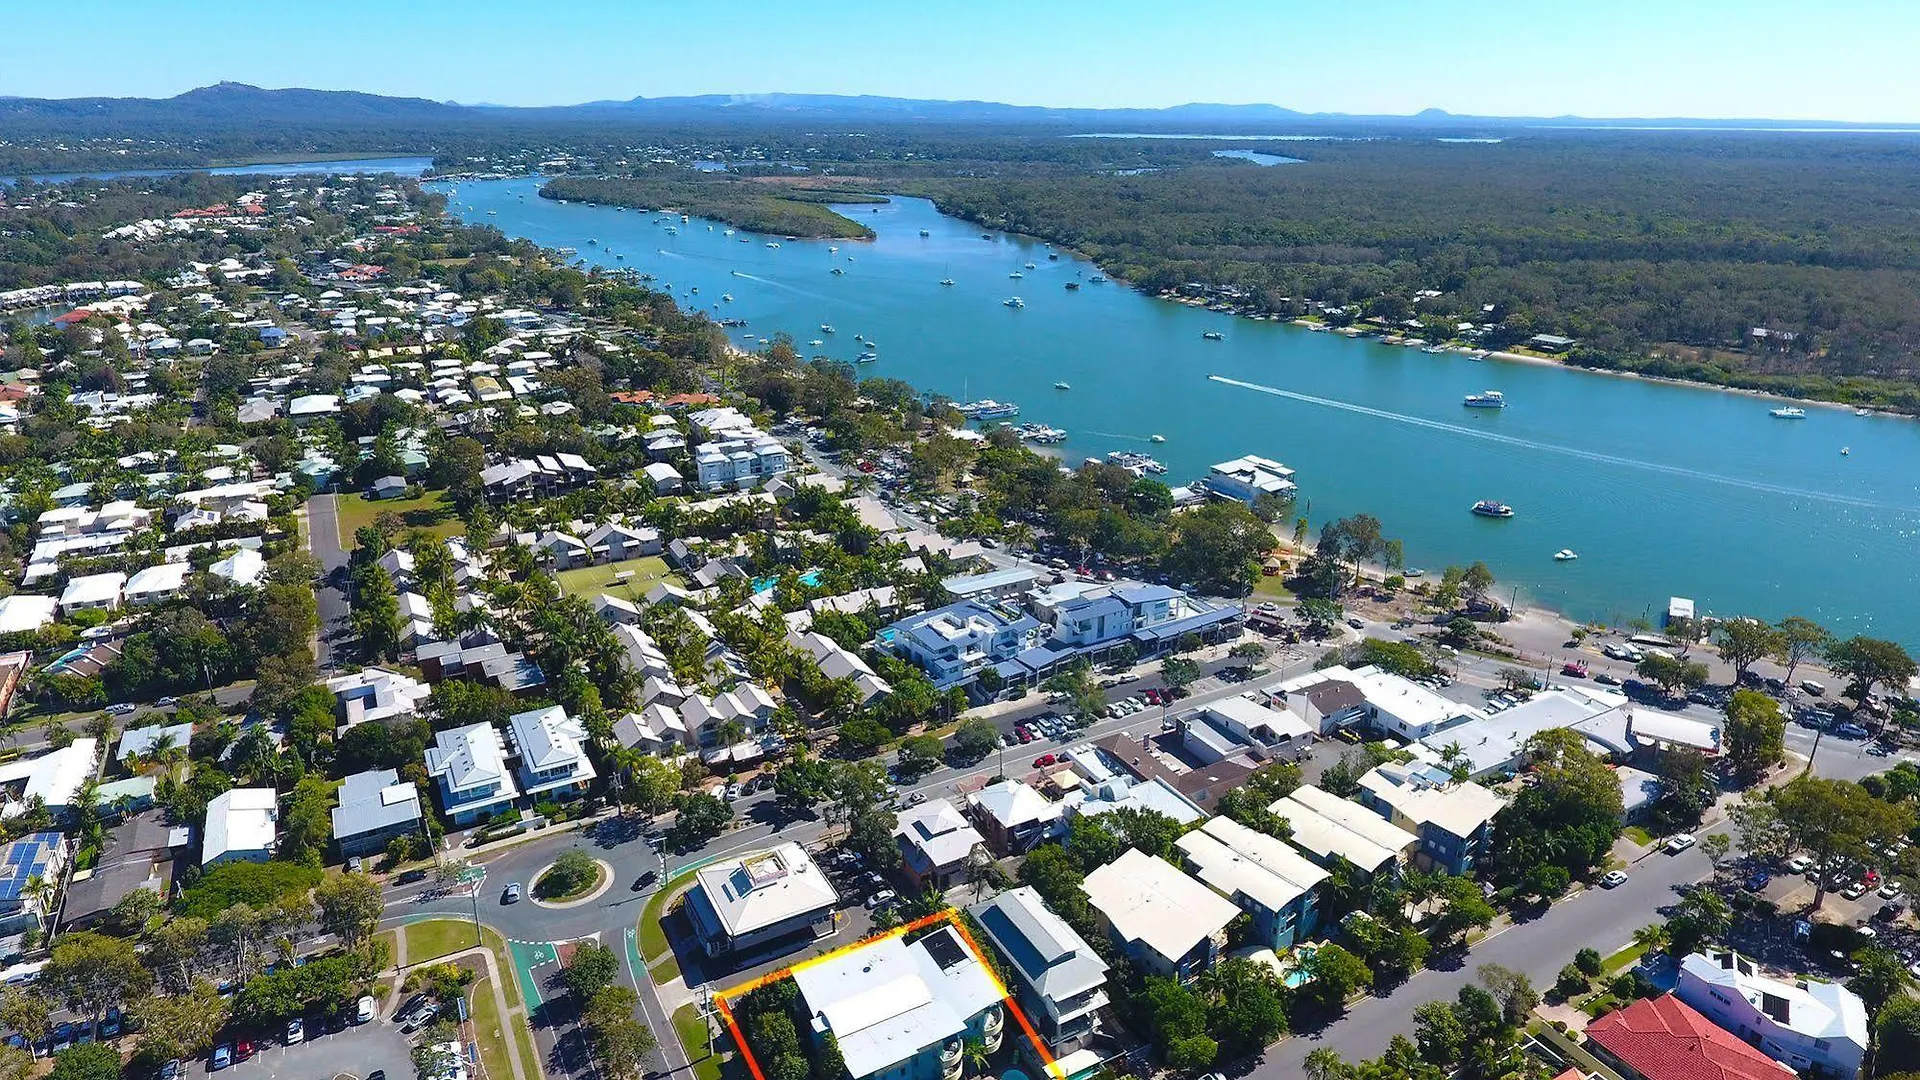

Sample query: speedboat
[1003,297,1025,308]
[1024,262,1037,269]
[809,339,824,347]
[766,242,780,248]
[1471,500,1515,519]
[1149,434,1166,443]
[1841,446,1851,456]
[1463,390,1507,408]
[722,294,734,302]
[1089,275,1106,283]
[1009,271,1024,279]
[919,229,931,237]
[1554,549,1578,561]
[1202,331,1224,341]
[1770,406,1807,419]
[831,267,845,275]
[1856,407,1873,416]
[940,278,955,286]
[821,324,835,333]
[1054,382,1071,390]
[829,246,839,253]
[1064,282,1080,290]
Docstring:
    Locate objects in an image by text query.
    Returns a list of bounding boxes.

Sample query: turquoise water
[435,177,1920,645]
[753,569,822,594]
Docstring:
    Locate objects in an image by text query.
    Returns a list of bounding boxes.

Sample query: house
[59,571,127,615]
[684,842,838,959]
[535,530,592,570]
[0,738,100,819]
[123,562,192,606]
[880,601,1045,689]
[790,923,1005,1080]
[325,667,432,728]
[612,706,691,756]
[894,799,987,891]
[1676,949,1868,1079]
[203,788,279,866]
[1355,761,1506,876]
[941,567,1040,604]
[642,462,682,494]
[584,522,661,562]
[966,779,1066,856]
[210,548,267,587]
[424,723,520,825]
[58,811,177,931]
[506,706,597,801]
[415,639,546,694]
[969,887,1109,1054]
[1528,333,1577,353]
[114,721,195,765]
[1176,816,1327,951]
[1082,848,1239,981]
[1203,455,1296,506]
[0,595,58,635]
[0,833,67,934]
[1268,785,1420,876]
[1185,696,1313,762]
[788,629,892,704]
[289,394,341,423]
[370,476,409,500]
[331,768,424,858]
[1273,664,1477,740]
[1587,994,1795,1080]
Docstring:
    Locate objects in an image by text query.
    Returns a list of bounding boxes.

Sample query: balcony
[941,1040,964,1080]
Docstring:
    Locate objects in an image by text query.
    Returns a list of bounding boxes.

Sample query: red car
[1033,754,1057,768]
[1017,730,1034,744]
[235,1042,254,1062]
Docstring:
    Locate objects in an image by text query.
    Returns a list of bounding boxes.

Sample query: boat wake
[1081,430,1155,444]
[1206,375,1914,512]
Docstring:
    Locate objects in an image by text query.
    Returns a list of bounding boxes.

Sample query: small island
[540,173,881,239]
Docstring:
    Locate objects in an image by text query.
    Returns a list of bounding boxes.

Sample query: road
[1273,823,1725,1070]
[305,493,351,670]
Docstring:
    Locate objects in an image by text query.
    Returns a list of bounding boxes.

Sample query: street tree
[953,718,1000,761]
[40,931,152,1022]
[563,942,621,1000]
[1825,636,1917,715]
[1161,656,1201,692]
[1713,617,1782,680]
[1770,776,1914,906]
[1636,652,1709,695]
[1772,616,1833,688]
[1723,689,1786,783]
[314,872,384,952]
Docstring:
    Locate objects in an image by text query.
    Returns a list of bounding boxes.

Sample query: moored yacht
[1003,296,1025,308]
[1463,390,1507,408]
[1770,406,1807,419]
[1471,500,1515,518]
[1554,549,1578,561]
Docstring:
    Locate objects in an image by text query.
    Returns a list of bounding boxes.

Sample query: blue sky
[3,0,1913,121]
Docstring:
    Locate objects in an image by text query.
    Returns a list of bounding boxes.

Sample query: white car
[1600,870,1629,889]
[1787,855,1815,874]
[1665,834,1697,854]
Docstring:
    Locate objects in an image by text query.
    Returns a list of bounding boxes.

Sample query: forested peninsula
[539,175,881,240]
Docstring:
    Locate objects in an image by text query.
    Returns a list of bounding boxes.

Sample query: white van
[1801,679,1827,697]
[0,960,46,986]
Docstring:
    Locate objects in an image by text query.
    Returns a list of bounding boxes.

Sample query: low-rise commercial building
[686,842,838,959]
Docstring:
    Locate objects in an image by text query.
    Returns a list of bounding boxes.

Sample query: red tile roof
[1587,995,1794,1080]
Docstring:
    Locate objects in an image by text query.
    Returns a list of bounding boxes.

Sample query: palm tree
[1633,922,1669,959]
[714,718,748,751]
[960,1037,993,1076]
[1304,1048,1351,1080]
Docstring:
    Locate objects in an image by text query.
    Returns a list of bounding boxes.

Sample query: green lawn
[1603,941,1649,974]
[1251,574,1295,601]
[469,977,518,1080]
[403,921,523,1009]
[556,555,677,599]
[640,867,701,964]
[673,1003,724,1080]
[336,490,462,548]
[651,952,682,984]
[1621,825,1655,846]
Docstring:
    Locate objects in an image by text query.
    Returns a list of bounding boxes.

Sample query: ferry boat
[1471,500,1516,519]
[1554,549,1578,561]
[940,278,956,286]
[1106,451,1168,475]
[1064,282,1081,291]
[1054,382,1072,390]
[1463,390,1507,408]
[1770,406,1807,419]
[1003,297,1025,308]
[1202,331,1224,341]
[958,400,1020,419]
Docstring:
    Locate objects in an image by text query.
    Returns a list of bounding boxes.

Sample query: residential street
[306,492,351,670]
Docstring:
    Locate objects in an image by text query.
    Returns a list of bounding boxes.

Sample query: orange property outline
[713,908,1064,1080]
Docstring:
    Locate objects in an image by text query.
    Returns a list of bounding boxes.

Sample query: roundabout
[530,853,615,908]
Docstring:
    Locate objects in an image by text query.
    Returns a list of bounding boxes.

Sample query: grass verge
[1603,941,1648,974]
[673,1003,724,1080]
[650,953,682,984]
[403,920,523,1009]
[555,555,676,599]
[469,976,516,1080]
[1621,825,1655,846]
[640,867,701,964]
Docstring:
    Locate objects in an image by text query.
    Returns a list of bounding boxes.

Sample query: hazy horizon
[5,0,1918,124]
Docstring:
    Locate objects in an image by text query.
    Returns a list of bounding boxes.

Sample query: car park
[1601,870,1628,888]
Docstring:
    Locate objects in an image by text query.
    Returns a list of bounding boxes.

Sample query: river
[431,176,1920,645]
[3,155,435,185]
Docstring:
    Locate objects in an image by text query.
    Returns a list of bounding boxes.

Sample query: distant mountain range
[3,82,1917,132]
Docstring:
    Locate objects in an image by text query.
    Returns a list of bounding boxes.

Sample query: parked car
[1593,672,1621,686]
[1881,881,1906,900]
[1746,870,1772,891]
[1665,834,1697,854]
[211,1046,232,1072]
[864,889,897,910]
[285,1019,303,1045]
[1033,754,1057,768]
[1600,870,1629,888]
[51,1024,73,1054]
[1787,854,1816,873]
[1842,882,1870,900]
[355,996,375,1025]
[235,1041,253,1061]
[159,1060,181,1080]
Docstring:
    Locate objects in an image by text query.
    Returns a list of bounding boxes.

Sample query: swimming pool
[751,568,822,594]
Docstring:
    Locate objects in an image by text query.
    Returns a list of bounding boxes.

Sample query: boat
[829,246,839,253]
[766,242,781,248]
[1471,500,1516,519]
[1856,407,1873,417]
[486,210,498,216]
[1149,434,1166,443]
[1842,447,1851,456]
[1014,423,1068,444]
[664,226,678,234]
[831,267,845,275]
[1106,451,1168,475]
[919,229,931,237]
[681,214,689,222]
[821,324,836,333]
[1770,406,1807,419]
[940,278,956,286]
[1048,253,1060,260]
[1009,271,1025,279]
[723,229,735,236]
[981,233,993,240]
[1064,282,1080,291]
[1003,297,1025,308]
[1054,382,1072,390]
[615,254,624,260]
[586,238,598,246]
[808,339,824,347]
[958,399,1021,419]
[857,353,878,363]
[1024,262,1037,269]
[1463,390,1507,408]
[1090,275,1106,283]
[1202,331,1224,341]
[1554,549,1578,561]
[722,294,734,302]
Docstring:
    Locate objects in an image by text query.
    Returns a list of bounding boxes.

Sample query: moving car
[1032,754,1056,768]
[503,882,522,903]
[1600,870,1629,888]
[1664,834,1697,854]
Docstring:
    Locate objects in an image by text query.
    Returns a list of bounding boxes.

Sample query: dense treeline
[539,174,878,239]
[913,134,1920,393]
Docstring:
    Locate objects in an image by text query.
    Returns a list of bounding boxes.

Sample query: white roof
[1357,762,1506,839]
[1176,816,1328,915]
[1681,949,1868,1047]
[0,738,98,814]
[210,548,267,586]
[204,787,277,864]
[0,595,57,634]
[1630,709,1722,753]
[1269,785,1420,873]
[1081,848,1238,966]
[694,843,837,939]
[125,561,191,598]
[966,779,1063,831]
[59,571,126,608]
[424,723,515,797]
[894,800,984,870]
[508,706,596,783]
[791,925,1004,1080]
[1345,665,1474,731]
